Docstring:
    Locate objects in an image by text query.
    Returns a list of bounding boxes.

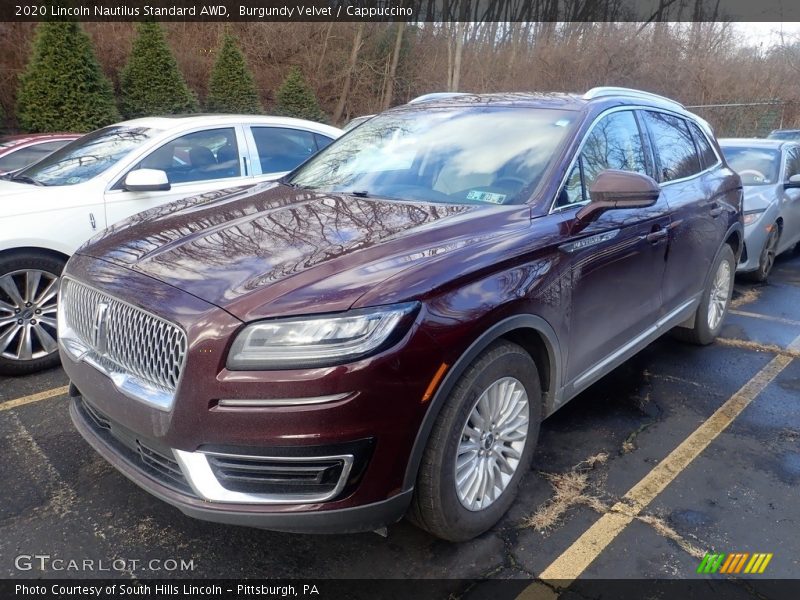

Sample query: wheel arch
[402,314,562,491]
[0,246,70,265]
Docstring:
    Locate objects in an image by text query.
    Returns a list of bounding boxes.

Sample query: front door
[103,126,253,227]
[554,109,671,385]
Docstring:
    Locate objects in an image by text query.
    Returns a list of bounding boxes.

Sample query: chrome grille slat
[60,279,187,400]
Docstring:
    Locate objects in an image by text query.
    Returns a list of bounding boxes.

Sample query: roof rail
[408,92,471,105]
[582,87,685,109]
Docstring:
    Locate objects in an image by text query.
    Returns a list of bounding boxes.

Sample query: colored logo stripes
[697,552,773,574]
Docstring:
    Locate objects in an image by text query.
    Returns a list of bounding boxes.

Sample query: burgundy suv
[60,88,742,541]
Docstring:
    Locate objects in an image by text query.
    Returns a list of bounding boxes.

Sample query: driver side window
[557,110,648,208]
[136,128,241,185]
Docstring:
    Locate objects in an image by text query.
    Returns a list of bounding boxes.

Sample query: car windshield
[287,106,576,205]
[14,126,159,186]
[767,131,800,141]
[721,146,781,186]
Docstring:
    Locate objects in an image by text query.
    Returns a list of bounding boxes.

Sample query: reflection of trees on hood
[97,189,468,287]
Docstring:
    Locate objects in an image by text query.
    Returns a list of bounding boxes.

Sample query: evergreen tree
[119,22,198,119]
[275,67,326,122]
[206,33,262,114]
[16,22,120,133]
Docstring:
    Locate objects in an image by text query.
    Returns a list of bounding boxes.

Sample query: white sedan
[0,114,341,374]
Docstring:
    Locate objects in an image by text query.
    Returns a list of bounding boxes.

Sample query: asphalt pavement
[1,248,798,590]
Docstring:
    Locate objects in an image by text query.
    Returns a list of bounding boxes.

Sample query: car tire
[744,223,780,283]
[672,244,735,346]
[408,340,541,541]
[0,251,65,376]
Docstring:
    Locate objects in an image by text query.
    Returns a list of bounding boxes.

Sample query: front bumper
[61,254,445,529]
[737,212,776,273]
[70,394,412,533]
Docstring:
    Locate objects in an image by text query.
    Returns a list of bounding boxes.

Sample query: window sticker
[467,190,506,204]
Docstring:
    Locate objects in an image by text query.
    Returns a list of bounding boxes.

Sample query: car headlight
[743,209,765,226]
[226,302,420,370]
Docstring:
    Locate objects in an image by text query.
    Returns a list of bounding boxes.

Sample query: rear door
[555,109,672,386]
[244,126,335,181]
[642,112,726,315]
[780,146,800,251]
[103,126,253,227]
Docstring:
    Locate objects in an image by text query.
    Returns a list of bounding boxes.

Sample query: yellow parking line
[0,386,70,412]
[729,309,800,328]
[522,333,800,588]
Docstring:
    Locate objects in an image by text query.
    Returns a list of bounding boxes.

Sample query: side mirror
[577,169,660,221]
[784,173,800,189]
[124,168,170,192]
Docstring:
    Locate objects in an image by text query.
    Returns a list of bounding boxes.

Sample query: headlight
[743,210,765,226]
[226,302,419,370]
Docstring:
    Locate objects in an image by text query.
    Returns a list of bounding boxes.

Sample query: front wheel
[673,245,735,346]
[409,341,541,541]
[0,252,65,375]
[745,224,780,282]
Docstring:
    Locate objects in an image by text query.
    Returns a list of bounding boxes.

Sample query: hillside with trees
[2,15,800,134]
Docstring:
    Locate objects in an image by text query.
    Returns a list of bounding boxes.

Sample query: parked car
[719,138,800,281]
[0,115,341,374]
[767,129,800,141]
[60,88,742,541]
[342,114,374,132]
[0,133,80,175]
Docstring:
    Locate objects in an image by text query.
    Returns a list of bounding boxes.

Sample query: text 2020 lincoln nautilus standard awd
[60,88,742,541]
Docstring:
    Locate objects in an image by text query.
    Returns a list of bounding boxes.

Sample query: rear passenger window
[251,127,318,174]
[643,112,702,182]
[314,134,334,151]
[688,121,718,169]
[556,110,647,207]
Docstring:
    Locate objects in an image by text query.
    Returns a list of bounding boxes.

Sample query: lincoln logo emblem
[92,302,109,354]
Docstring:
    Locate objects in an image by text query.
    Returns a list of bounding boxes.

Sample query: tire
[0,251,66,375]
[409,340,541,541]
[672,244,735,346]
[744,223,780,283]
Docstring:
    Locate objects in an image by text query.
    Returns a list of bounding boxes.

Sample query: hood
[742,184,779,212]
[79,183,531,321]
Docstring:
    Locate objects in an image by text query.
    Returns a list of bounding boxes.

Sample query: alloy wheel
[0,269,60,362]
[455,376,530,511]
[760,228,779,278]
[707,259,732,330]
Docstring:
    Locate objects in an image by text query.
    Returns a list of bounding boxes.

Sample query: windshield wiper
[9,174,45,186]
[349,190,370,198]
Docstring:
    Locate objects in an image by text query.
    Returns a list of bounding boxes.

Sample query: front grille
[60,279,187,398]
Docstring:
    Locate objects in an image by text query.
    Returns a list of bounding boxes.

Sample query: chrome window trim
[549,105,721,214]
[173,449,355,505]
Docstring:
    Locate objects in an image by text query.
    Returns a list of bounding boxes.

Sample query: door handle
[709,203,724,217]
[646,229,669,244]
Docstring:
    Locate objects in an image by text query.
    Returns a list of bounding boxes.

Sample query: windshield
[15,126,159,186]
[721,146,781,186]
[767,131,800,141]
[288,107,576,205]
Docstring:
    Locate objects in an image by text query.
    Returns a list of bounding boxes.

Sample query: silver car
[720,138,800,281]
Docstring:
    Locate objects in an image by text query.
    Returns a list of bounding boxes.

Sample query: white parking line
[729,309,800,328]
